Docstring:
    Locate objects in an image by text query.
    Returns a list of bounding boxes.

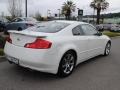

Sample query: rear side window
[72,25,84,36]
[33,22,70,33]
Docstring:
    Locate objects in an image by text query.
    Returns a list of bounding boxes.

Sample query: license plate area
[6,55,19,64]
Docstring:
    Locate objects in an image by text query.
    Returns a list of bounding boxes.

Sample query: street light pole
[58,9,60,20]
[77,8,80,21]
[93,9,95,23]
[25,0,27,17]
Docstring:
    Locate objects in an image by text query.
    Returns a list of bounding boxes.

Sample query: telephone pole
[25,0,27,17]
[58,9,60,20]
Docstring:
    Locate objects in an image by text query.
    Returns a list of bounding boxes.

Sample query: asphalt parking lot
[0,38,120,90]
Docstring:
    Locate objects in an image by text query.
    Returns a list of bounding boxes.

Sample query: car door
[80,24,104,58]
[72,25,89,64]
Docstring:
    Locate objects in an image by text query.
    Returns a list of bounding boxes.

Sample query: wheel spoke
[67,67,71,72]
[67,54,72,60]
[70,62,74,66]
[62,64,66,68]
[64,66,69,73]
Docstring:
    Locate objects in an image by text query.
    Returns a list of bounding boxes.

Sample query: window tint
[72,25,83,36]
[81,24,98,35]
[31,22,70,33]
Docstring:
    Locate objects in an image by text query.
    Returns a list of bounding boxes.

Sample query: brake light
[6,35,12,44]
[24,38,52,49]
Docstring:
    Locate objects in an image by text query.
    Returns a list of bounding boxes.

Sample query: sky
[0,0,120,17]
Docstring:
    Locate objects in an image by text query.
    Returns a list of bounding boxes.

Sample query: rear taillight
[6,35,12,44]
[24,38,52,49]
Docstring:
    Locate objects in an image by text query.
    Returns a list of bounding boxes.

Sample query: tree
[16,0,22,17]
[62,0,76,20]
[8,0,22,19]
[90,0,109,24]
[34,11,42,21]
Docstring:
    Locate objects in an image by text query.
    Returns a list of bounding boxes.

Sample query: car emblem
[17,38,20,41]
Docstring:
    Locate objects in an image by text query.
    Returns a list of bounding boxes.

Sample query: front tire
[57,51,76,77]
[104,42,111,56]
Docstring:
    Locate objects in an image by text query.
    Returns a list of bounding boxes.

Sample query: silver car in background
[4,17,38,34]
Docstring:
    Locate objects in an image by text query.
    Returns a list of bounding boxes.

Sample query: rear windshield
[32,22,70,33]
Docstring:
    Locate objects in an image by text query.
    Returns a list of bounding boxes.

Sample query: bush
[0,36,6,48]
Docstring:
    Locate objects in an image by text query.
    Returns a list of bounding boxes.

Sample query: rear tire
[18,27,22,31]
[104,42,111,56]
[57,51,76,77]
[0,27,4,32]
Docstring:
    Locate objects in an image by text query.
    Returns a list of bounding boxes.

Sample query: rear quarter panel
[48,35,88,68]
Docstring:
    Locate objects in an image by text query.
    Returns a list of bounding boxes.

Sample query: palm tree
[90,0,109,24]
[62,0,76,20]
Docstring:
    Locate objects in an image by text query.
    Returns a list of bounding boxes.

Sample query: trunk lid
[8,30,50,47]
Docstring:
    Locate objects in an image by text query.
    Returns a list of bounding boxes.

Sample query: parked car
[4,21,111,77]
[110,24,120,32]
[4,17,38,34]
[4,22,36,34]
[103,24,111,30]
[0,17,9,32]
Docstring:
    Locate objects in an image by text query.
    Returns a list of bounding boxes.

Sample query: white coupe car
[4,21,111,77]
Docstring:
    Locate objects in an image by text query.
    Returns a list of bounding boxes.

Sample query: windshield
[31,22,70,33]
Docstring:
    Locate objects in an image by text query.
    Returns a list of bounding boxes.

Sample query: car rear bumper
[4,42,60,74]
